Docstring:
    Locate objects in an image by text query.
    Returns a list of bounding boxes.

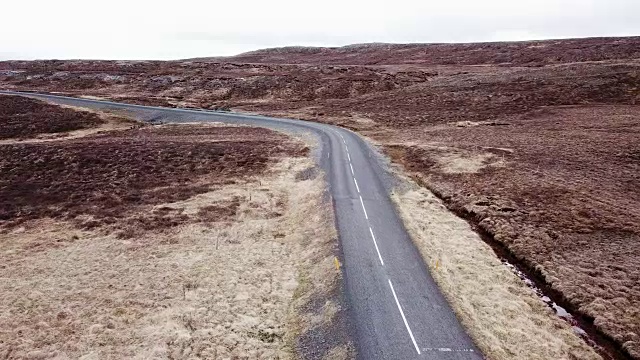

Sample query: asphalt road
[1,91,482,359]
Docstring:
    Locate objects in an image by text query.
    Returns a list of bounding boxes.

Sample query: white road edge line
[388,279,421,354]
[347,153,351,162]
[353,177,360,192]
[350,163,355,176]
[368,227,384,266]
[359,195,368,219]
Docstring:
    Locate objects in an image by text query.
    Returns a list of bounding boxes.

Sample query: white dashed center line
[368,227,384,266]
[423,348,475,353]
[358,195,369,219]
[353,178,361,194]
[340,130,422,354]
[389,280,421,355]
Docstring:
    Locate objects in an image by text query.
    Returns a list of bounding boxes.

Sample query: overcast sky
[1,0,639,60]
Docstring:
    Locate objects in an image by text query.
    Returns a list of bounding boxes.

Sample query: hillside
[200,37,640,66]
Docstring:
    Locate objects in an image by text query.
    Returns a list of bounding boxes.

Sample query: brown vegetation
[0,124,306,234]
[0,95,103,139]
[1,36,639,358]
[204,37,640,66]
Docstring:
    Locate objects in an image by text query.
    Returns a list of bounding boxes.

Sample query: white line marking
[327,152,329,159]
[359,195,368,219]
[368,227,384,266]
[388,280,421,354]
[423,348,475,353]
[353,177,360,192]
[350,163,355,176]
[345,145,349,153]
[347,153,351,162]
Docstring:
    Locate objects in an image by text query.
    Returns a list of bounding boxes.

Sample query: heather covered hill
[201,37,640,66]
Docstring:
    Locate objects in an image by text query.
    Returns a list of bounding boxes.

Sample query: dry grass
[391,176,601,360]
[0,156,339,359]
[429,148,504,174]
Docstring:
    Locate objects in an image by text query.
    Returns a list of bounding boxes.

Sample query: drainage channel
[501,260,605,353]
[466,217,630,360]
[419,179,631,360]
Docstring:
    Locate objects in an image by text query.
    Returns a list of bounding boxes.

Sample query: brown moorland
[1,36,639,358]
[0,123,307,236]
[0,95,103,139]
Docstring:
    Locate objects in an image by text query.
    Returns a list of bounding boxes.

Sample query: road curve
[1,91,482,360]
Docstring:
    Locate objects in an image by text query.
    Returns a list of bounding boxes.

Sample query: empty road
[1,91,482,359]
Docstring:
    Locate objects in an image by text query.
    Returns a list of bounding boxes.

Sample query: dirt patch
[436,152,500,173]
[385,144,505,174]
[0,95,104,139]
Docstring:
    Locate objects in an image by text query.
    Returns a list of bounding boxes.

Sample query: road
[1,91,482,359]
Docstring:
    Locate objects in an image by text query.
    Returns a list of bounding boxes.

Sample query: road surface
[1,91,482,360]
